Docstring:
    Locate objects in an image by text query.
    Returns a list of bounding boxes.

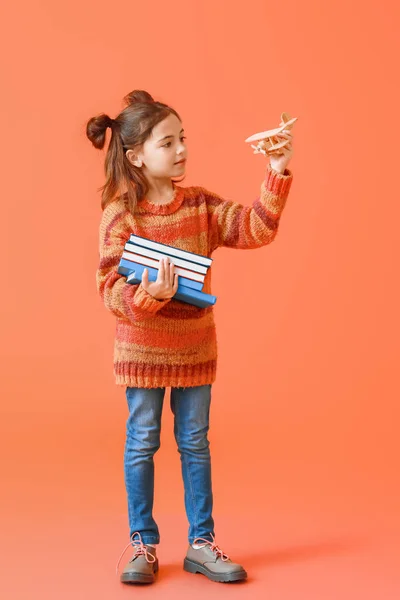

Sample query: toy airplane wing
[245,116,298,143]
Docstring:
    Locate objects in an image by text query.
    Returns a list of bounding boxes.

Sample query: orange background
[1,1,399,598]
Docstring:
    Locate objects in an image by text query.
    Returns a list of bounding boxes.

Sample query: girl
[86,89,294,585]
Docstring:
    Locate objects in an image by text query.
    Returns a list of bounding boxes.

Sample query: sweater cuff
[265,164,293,198]
[132,284,171,313]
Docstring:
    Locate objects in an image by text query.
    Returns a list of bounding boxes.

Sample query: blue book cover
[125,269,217,308]
[118,259,204,292]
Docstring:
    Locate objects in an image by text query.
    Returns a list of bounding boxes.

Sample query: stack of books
[117,234,217,308]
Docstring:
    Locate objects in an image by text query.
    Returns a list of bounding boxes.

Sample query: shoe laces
[193,533,230,561]
[115,531,156,576]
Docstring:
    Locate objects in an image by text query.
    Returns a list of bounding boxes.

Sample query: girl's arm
[96,202,172,322]
[204,164,293,253]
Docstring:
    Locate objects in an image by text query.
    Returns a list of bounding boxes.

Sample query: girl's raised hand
[269,130,294,174]
[141,256,179,300]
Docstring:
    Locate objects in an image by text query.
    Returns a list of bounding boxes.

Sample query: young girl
[86,89,294,585]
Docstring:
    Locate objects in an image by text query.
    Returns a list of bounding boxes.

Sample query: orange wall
[1,0,399,597]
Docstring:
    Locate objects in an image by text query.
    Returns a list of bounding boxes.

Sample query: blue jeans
[124,384,215,545]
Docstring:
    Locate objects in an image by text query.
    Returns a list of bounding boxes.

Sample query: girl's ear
[126,150,142,167]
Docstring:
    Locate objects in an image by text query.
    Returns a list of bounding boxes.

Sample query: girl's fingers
[164,257,171,284]
[142,268,148,286]
[279,133,293,148]
[158,257,166,281]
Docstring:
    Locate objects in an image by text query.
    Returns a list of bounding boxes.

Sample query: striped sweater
[96,163,293,388]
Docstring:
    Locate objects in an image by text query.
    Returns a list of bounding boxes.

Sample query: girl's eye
[163,136,187,148]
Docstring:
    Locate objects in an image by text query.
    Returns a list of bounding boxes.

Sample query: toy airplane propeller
[245,112,298,156]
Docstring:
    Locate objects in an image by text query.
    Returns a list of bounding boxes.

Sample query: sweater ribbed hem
[114,359,217,388]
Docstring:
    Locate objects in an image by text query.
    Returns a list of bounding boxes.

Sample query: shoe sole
[120,559,159,584]
[183,558,247,583]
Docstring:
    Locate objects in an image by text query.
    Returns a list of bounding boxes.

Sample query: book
[118,234,217,308]
[124,242,208,275]
[121,251,205,283]
[118,258,204,291]
[126,270,217,309]
[129,234,213,268]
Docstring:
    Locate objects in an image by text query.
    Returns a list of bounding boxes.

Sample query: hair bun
[86,113,113,149]
[123,89,154,107]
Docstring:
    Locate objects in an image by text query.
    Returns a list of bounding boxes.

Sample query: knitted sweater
[96,163,293,388]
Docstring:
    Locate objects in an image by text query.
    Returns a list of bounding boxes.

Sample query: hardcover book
[118,258,204,291]
[129,234,213,268]
[125,268,216,308]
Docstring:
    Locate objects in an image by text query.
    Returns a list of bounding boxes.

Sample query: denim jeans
[124,384,215,545]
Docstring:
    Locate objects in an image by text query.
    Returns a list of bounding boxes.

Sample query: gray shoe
[116,532,159,584]
[183,535,247,583]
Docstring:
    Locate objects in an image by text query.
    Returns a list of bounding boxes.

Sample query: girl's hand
[141,256,179,300]
[269,130,294,174]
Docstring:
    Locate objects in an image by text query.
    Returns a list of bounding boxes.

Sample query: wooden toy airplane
[245,112,298,156]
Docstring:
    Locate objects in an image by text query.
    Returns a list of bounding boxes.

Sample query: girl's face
[129,112,188,179]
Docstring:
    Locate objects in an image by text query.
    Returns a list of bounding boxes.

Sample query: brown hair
[86,89,185,213]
